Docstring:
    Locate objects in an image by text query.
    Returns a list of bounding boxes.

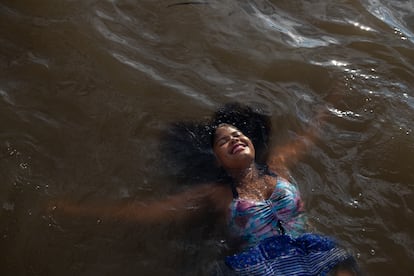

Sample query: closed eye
[232,132,241,138]
[214,130,244,146]
[216,136,230,146]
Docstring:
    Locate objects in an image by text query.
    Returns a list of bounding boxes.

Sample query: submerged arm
[268,109,327,177]
[50,184,230,224]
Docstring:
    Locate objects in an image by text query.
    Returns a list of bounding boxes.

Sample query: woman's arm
[268,109,326,177]
[49,183,231,224]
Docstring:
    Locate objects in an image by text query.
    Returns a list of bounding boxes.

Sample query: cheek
[250,143,255,154]
[213,146,227,161]
[216,147,236,165]
[243,139,253,150]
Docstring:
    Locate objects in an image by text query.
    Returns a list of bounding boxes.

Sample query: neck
[227,163,261,186]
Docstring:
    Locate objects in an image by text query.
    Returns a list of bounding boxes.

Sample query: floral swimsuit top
[228,177,307,248]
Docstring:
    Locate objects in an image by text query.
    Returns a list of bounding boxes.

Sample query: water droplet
[350,199,359,208]
[370,249,375,255]
[2,202,14,211]
[362,228,366,232]
[97,219,102,224]
[356,253,361,259]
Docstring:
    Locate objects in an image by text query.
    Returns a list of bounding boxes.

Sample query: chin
[236,155,255,165]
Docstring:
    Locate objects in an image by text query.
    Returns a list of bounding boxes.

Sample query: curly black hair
[159,102,272,185]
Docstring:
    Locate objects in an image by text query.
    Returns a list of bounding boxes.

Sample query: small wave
[364,0,414,43]
[112,53,214,106]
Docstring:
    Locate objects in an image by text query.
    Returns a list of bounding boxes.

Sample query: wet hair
[159,102,272,185]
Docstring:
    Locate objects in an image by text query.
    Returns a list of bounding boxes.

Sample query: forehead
[214,125,240,136]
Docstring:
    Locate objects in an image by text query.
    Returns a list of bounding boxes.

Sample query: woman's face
[212,124,255,171]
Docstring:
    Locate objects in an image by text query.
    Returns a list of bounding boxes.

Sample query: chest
[231,178,302,218]
[235,175,276,202]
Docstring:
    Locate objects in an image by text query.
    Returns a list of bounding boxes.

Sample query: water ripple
[248,4,337,48]
[112,52,214,106]
[1,1,414,275]
[363,0,414,43]
[0,89,15,106]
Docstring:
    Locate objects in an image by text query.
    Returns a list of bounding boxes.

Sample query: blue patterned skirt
[225,233,352,276]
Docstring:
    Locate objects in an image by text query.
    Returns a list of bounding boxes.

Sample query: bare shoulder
[266,158,290,179]
[197,182,233,214]
[201,182,232,199]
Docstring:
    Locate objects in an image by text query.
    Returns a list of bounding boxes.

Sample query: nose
[230,135,240,143]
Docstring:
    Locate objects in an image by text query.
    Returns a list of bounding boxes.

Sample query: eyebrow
[215,130,241,144]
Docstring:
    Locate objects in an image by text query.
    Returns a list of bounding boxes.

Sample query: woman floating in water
[51,103,359,275]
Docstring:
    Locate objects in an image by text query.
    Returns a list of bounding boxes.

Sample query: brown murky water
[1,0,414,275]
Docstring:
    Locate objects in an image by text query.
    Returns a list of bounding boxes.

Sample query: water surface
[1,0,414,275]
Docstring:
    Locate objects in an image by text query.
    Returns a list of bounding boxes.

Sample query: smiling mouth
[231,143,246,154]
